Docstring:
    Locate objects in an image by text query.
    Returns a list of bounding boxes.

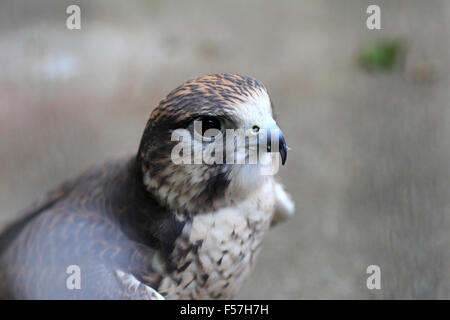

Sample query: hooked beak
[266,128,288,165]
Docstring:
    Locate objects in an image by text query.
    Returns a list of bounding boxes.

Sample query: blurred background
[1,0,450,299]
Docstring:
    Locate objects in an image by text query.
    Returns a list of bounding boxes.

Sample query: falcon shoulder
[0,156,178,299]
[271,182,295,227]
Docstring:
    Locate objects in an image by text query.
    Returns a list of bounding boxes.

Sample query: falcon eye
[200,116,221,135]
[192,116,223,140]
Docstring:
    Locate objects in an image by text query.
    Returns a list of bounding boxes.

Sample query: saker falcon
[0,73,295,299]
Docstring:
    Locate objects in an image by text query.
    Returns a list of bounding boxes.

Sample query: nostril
[252,125,260,133]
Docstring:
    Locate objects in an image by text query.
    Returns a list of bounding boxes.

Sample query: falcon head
[136,74,287,214]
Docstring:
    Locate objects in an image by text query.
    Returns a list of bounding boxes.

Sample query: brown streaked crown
[148,73,266,128]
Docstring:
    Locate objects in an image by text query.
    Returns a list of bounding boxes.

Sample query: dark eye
[200,116,221,135]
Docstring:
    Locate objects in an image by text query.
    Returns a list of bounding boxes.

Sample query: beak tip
[265,128,288,166]
[280,146,287,165]
[279,137,288,166]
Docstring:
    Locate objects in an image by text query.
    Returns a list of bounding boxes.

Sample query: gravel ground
[1,0,450,299]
